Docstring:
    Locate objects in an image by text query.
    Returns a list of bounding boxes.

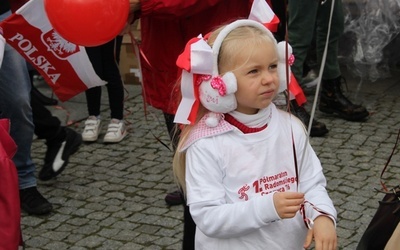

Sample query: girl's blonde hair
[172,23,277,195]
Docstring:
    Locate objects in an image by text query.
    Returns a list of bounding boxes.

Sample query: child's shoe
[82,116,101,142]
[103,119,127,143]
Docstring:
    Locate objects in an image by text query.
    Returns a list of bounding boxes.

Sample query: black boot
[290,100,329,137]
[319,76,369,121]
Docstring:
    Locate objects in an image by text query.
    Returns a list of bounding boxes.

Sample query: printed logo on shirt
[238,171,297,200]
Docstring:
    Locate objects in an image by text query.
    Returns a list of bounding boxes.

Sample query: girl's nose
[261,71,275,85]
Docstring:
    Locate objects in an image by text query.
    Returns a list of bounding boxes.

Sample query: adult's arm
[133,0,251,18]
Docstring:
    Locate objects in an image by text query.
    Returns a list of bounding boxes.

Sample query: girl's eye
[248,69,258,74]
[269,64,278,70]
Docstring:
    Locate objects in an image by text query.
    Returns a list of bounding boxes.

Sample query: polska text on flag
[0,0,106,102]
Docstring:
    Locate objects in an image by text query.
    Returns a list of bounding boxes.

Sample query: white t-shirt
[183,104,337,250]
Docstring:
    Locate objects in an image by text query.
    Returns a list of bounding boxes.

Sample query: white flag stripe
[249,0,276,23]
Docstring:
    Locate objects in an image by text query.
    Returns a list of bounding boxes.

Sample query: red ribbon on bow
[176,37,202,72]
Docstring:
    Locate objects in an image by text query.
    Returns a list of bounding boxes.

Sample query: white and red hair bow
[175,35,213,124]
[174,0,281,125]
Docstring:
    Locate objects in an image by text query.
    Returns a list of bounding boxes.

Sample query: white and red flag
[249,0,280,32]
[0,0,106,102]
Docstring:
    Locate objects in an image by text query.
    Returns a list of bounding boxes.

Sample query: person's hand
[119,0,142,36]
[120,0,141,36]
[120,14,135,35]
[303,216,337,250]
[129,0,141,13]
[273,192,304,219]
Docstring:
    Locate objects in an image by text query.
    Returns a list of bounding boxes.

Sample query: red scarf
[224,114,267,134]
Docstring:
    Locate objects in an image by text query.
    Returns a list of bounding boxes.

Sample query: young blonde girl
[173,19,337,250]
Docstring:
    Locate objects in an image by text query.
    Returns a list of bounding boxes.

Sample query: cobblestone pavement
[23,67,400,250]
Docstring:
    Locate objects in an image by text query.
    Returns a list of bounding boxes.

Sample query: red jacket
[0,119,21,250]
[139,0,255,114]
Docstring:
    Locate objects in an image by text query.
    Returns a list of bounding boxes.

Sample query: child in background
[82,37,127,143]
[172,19,337,249]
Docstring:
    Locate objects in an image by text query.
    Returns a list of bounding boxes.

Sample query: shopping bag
[385,218,400,250]
[357,129,400,250]
[356,186,400,250]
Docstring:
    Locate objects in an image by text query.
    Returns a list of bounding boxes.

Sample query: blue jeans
[0,11,36,189]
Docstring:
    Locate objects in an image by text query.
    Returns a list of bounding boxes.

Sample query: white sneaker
[82,116,101,142]
[103,119,127,143]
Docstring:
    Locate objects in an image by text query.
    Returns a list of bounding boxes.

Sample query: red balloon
[44,0,129,47]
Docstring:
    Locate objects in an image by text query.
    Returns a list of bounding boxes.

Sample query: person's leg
[84,86,102,118]
[163,112,185,205]
[163,112,184,205]
[0,42,35,190]
[85,45,103,118]
[162,112,195,248]
[288,0,319,83]
[0,10,52,215]
[115,35,123,64]
[28,64,57,106]
[82,46,104,142]
[102,38,124,121]
[287,0,328,137]
[316,0,344,80]
[31,93,82,181]
[182,203,196,250]
[163,112,179,151]
[101,38,127,143]
[31,90,63,141]
[317,0,369,121]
